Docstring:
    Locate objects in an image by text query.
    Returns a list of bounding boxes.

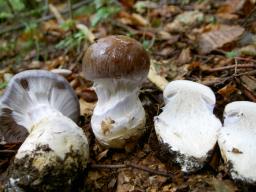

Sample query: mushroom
[154,80,221,172]
[83,35,150,148]
[0,70,89,191]
[218,101,256,184]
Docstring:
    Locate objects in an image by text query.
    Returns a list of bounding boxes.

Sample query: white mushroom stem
[16,113,89,161]
[218,101,256,184]
[91,78,145,148]
[155,80,221,172]
[7,113,89,191]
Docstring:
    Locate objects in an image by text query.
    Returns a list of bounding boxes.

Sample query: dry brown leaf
[96,149,109,161]
[164,11,204,33]
[176,48,191,65]
[217,84,237,99]
[198,25,244,54]
[131,13,149,26]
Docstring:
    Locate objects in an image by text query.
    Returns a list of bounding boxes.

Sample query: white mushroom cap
[155,80,221,172]
[163,80,216,110]
[0,70,80,132]
[218,101,256,184]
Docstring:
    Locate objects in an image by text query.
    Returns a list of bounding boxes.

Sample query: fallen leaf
[96,149,109,161]
[198,25,244,54]
[164,11,204,33]
[131,13,149,26]
[176,48,191,65]
[217,84,237,99]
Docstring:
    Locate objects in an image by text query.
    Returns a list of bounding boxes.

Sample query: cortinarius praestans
[218,101,256,184]
[0,70,89,191]
[83,35,150,148]
[154,80,221,172]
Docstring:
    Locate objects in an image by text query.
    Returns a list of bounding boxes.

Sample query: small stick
[234,57,238,76]
[89,162,172,177]
[203,70,256,86]
[68,0,73,19]
[126,162,171,177]
[147,62,168,91]
[90,164,125,169]
[241,85,256,102]
[235,57,256,63]
[6,0,15,15]
[49,4,65,24]
[203,64,256,73]
[0,149,16,154]
[235,78,256,102]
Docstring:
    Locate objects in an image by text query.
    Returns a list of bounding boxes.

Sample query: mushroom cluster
[0,70,89,191]
[154,80,221,172]
[1,34,256,190]
[218,101,256,184]
[83,35,150,149]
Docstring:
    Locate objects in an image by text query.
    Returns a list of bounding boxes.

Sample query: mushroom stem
[91,78,146,148]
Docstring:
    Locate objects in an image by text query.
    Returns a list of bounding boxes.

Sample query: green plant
[90,0,121,27]
[0,82,7,89]
[56,30,86,51]
[226,50,239,58]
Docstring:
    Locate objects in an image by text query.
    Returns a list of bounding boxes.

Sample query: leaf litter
[1,0,256,191]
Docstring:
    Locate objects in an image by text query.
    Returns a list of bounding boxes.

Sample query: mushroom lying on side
[0,70,89,191]
[83,35,150,148]
[218,101,256,184]
[154,80,221,172]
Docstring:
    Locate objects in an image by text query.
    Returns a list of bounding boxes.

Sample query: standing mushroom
[0,70,89,191]
[154,80,221,172]
[218,101,256,184]
[83,35,150,148]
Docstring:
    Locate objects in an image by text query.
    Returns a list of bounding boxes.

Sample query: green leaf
[10,0,24,11]
[90,6,120,27]
[56,31,86,51]
[0,82,7,89]
[60,19,76,31]
[226,50,239,58]
[0,12,12,19]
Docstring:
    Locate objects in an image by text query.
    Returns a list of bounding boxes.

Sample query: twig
[235,57,256,63]
[0,149,16,154]
[90,164,125,169]
[49,4,65,24]
[0,0,92,35]
[203,70,256,86]
[234,57,238,76]
[235,78,256,102]
[203,64,256,73]
[126,162,171,177]
[68,0,73,19]
[89,162,172,177]
[6,0,15,15]
[147,61,168,91]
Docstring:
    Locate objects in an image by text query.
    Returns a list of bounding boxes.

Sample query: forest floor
[1,0,256,191]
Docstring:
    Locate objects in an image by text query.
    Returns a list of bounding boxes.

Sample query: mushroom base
[155,140,215,173]
[5,144,88,192]
[224,160,256,185]
[95,119,146,149]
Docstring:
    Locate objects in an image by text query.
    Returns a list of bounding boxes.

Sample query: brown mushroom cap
[83,35,150,81]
